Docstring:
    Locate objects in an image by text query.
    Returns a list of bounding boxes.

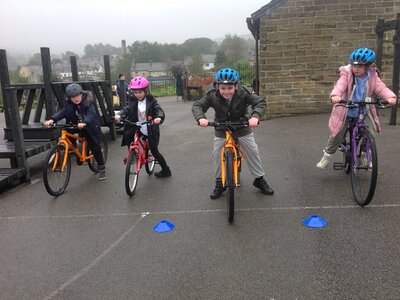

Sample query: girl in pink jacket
[317,48,397,169]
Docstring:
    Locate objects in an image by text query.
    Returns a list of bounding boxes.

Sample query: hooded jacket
[192,83,266,138]
[119,94,165,147]
[328,65,396,137]
[50,92,102,144]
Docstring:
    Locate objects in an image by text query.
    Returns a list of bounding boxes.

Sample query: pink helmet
[129,76,149,90]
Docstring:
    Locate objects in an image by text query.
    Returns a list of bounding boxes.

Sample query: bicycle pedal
[333,162,344,170]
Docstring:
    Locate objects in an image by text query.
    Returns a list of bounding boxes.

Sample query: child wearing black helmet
[192,68,274,199]
[316,47,397,169]
[43,83,107,180]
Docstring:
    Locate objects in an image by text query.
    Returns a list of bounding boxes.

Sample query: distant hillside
[214,34,253,44]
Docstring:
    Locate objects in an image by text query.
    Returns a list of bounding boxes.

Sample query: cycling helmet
[349,48,375,65]
[215,68,239,84]
[129,76,149,90]
[65,83,83,97]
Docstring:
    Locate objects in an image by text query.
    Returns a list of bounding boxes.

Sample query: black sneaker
[210,185,227,199]
[98,169,106,181]
[155,168,172,178]
[253,177,274,195]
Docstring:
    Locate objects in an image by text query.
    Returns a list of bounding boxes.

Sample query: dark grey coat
[191,83,267,138]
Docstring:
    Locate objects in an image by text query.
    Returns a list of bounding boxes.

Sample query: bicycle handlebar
[337,99,388,109]
[43,123,80,130]
[117,118,155,127]
[207,121,249,130]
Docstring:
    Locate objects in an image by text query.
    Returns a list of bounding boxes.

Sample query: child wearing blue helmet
[316,48,397,169]
[192,68,274,198]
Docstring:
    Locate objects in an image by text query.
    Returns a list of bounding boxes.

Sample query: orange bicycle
[208,121,247,223]
[42,124,108,196]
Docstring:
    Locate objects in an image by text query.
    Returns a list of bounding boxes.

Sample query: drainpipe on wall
[247,17,260,95]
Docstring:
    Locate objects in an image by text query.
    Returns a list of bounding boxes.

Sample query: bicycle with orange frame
[42,124,108,196]
[207,120,247,223]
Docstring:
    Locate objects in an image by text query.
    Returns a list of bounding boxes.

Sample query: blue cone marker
[153,220,175,233]
[302,215,328,228]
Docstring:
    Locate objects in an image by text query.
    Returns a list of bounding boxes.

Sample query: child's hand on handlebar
[154,117,162,125]
[387,97,397,106]
[43,119,54,127]
[77,122,86,129]
[198,118,208,127]
[331,96,341,104]
[114,115,121,122]
[248,117,259,128]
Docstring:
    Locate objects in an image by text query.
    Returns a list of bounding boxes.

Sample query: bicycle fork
[221,146,240,188]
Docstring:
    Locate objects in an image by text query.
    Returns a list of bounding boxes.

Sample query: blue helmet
[349,48,375,65]
[215,68,239,84]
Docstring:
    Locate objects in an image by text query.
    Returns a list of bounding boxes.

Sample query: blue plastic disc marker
[153,220,175,233]
[302,215,328,228]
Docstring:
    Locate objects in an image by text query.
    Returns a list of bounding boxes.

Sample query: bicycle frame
[54,129,93,172]
[127,132,153,173]
[220,130,243,188]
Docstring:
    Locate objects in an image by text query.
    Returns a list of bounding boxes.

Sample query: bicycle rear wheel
[43,145,71,196]
[145,149,155,174]
[350,130,377,206]
[88,134,108,172]
[225,150,235,223]
[125,150,139,196]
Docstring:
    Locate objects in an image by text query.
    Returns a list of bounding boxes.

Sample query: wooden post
[375,18,385,72]
[103,55,116,140]
[5,88,30,180]
[70,56,79,81]
[389,13,400,125]
[41,47,56,118]
[0,49,11,128]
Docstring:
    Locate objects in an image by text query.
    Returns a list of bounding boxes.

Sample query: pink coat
[328,65,396,137]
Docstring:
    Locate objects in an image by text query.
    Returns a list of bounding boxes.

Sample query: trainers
[316,151,332,169]
[98,165,106,181]
[210,178,226,199]
[359,152,368,168]
[155,167,171,178]
[253,177,274,195]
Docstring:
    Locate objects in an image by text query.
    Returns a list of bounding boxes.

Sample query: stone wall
[259,0,400,118]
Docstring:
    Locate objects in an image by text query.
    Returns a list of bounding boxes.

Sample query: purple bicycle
[333,99,388,206]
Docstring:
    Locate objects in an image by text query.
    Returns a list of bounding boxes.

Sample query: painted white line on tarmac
[42,213,148,300]
[2,203,400,221]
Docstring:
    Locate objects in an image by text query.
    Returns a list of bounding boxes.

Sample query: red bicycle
[120,118,156,196]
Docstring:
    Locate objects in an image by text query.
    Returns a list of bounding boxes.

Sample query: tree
[179,38,218,56]
[214,50,228,69]
[62,51,80,60]
[188,54,203,76]
[113,54,133,83]
[27,53,42,66]
[220,34,248,65]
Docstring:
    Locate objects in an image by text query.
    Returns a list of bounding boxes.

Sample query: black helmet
[65,83,83,97]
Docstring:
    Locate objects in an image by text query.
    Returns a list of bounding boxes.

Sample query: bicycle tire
[145,149,155,174]
[225,150,235,223]
[125,150,139,196]
[350,129,377,206]
[43,144,71,196]
[88,134,108,172]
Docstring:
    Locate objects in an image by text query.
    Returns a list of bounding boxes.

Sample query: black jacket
[119,94,165,147]
[50,92,102,144]
[191,83,267,138]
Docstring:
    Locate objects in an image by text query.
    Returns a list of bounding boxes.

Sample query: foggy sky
[0,0,270,55]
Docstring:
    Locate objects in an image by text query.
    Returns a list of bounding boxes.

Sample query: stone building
[247,0,400,118]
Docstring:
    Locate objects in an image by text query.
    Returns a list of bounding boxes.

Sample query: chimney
[121,40,127,56]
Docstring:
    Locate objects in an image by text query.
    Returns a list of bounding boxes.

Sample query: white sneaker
[316,152,332,169]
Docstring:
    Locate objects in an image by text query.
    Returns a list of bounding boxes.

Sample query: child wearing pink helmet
[114,76,171,177]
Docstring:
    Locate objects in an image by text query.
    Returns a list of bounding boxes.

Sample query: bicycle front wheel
[350,130,378,206]
[145,149,155,174]
[43,145,71,196]
[88,135,108,173]
[125,150,139,196]
[225,150,235,223]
